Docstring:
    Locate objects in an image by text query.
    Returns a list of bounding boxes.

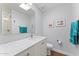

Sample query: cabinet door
[31,39,47,56]
[16,39,47,56]
[39,39,47,56]
[31,42,41,56]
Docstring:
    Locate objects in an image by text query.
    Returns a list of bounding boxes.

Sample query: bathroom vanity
[0,36,47,56]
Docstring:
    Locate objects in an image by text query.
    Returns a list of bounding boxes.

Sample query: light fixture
[19,3,32,11]
[2,18,9,21]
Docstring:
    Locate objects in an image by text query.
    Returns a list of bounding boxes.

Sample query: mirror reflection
[0,3,35,34]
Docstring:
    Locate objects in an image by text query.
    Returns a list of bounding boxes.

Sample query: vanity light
[19,3,32,11]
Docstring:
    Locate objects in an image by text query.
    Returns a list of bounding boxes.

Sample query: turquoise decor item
[19,26,27,33]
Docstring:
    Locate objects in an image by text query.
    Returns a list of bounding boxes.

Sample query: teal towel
[70,20,78,44]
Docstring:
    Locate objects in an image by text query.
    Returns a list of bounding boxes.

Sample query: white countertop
[0,36,46,56]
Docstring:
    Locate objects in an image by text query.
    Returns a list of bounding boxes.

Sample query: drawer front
[15,48,30,56]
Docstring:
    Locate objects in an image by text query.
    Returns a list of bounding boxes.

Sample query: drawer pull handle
[27,53,30,56]
[41,42,44,45]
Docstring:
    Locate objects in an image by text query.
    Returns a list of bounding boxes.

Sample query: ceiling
[0,3,35,17]
[34,3,65,13]
[0,3,67,16]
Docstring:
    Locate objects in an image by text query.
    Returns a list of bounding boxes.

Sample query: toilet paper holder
[57,40,62,46]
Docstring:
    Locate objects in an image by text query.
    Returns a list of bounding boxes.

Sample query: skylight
[19,3,32,11]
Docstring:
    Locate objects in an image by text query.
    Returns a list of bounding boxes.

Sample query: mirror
[0,3,35,34]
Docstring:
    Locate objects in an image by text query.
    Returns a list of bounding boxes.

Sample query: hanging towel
[70,20,78,44]
[77,20,79,44]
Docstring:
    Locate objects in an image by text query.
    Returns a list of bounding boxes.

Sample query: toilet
[47,43,53,55]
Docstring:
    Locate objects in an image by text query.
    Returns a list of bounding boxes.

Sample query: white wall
[0,8,2,33]
[11,9,31,33]
[43,4,79,55]
[73,4,79,20]
[31,5,43,36]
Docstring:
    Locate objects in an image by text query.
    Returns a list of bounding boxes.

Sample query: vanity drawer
[15,48,30,56]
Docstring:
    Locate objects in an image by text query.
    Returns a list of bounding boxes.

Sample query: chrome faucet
[30,24,34,38]
[31,33,33,38]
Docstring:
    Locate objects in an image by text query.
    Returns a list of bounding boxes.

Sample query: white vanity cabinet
[0,36,47,56]
[15,39,47,56]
